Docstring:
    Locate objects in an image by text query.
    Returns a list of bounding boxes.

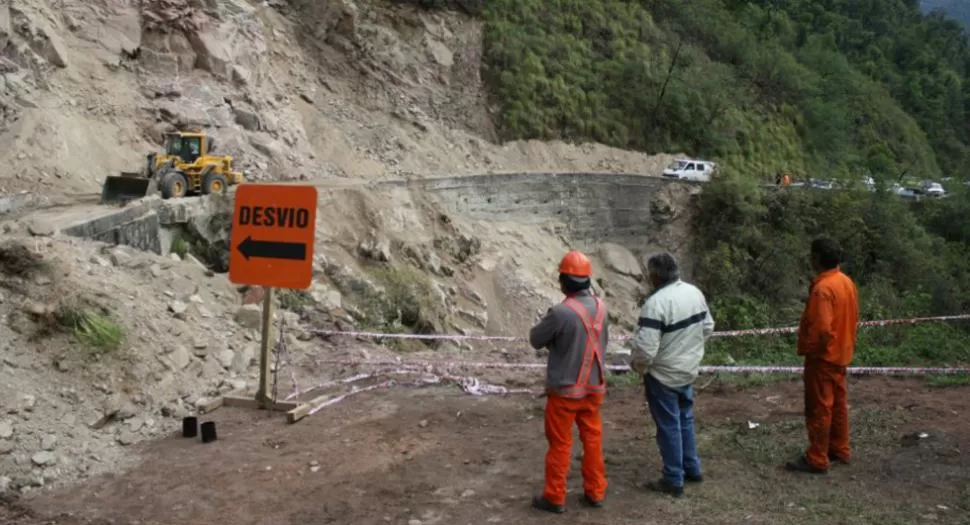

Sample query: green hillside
[922,0,970,29]
[415,0,970,368]
[480,0,970,183]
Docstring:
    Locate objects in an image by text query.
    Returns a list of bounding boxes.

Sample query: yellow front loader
[101,131,245,204]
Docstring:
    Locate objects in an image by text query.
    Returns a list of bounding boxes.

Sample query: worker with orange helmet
[528,249,609,514]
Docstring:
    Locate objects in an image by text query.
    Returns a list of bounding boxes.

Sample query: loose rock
[109,249,133,267]
[235,305,263,329]
[169,301,189,318]
[40,434,56,451]
[216,349,235,369]
[31,451,55,466]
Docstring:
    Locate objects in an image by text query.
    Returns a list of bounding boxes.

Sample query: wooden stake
[256,286,276,408]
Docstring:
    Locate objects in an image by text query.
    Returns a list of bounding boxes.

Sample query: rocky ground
[4,378,970,525]
[0,180,676,494]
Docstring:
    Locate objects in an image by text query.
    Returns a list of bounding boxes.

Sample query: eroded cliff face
[0,0,676,197]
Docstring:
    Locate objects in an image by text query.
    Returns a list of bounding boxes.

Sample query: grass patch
[607,370,642,388]
[278,290,315,311]
[708,372,795,389]
[28,296,127,356]
[356,265,443,352]
[72,311,125,354]
[703,406,904,466]
[925,374,970,388]
[703,323,970,369]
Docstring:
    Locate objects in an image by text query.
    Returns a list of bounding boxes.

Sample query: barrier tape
[313,357,970,376]
[310,313,970,342]
[288,360,969,415]
[281,312,970,412]
[302,372,537,415]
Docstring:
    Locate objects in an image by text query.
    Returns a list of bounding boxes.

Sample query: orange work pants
[803,358,850,470]
[543,393,607,506]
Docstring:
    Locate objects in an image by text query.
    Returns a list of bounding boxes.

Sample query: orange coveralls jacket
[797,268,859,366]
[796,267,859,470]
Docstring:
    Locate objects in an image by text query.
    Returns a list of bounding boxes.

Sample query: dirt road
[7,378,970,525]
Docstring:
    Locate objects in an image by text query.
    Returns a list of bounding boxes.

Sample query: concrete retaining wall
[406,173,698,254]
[60,199,165,254]
[54,174,697,263]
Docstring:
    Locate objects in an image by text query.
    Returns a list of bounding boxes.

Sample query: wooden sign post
[227,184,318,409]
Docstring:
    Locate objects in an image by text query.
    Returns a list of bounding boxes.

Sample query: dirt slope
[0,0,675,198]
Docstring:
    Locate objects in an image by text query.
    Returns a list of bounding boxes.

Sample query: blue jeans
[644,373,702,487]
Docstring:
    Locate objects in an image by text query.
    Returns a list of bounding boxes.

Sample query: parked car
[892,183,917,199]
[920,180,945,197]
[807,178,835,190]
[662,159,717,182]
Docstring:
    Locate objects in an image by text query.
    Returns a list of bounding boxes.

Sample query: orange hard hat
[559,250,592,277]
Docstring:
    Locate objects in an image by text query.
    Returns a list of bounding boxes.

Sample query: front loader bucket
[100,175,156,204]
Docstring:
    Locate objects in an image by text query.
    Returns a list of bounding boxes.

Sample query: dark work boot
[645,478,684,498]
[685,473,704,483]
[532,495,565,514]
[829,453,850,466]
[580,493,604,508]
[785,456,828,474]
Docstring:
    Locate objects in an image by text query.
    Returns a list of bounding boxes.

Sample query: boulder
[109,249,134,267]
[186,27,233,79]
[426,37,454,68]
[310,284,342,311]
[233,107,261,131]
[215,349,235,369]
[358,231,391,262]
[168,345,192,370]
[11,8,69,68]
[599,243,643,279]
[24,218,54,237]
[234,305,263,329]
[30,451,55,466]
[249,135,284,159]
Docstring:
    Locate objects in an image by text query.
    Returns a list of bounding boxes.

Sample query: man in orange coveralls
[786,237,859,474]
[528,250,609,513]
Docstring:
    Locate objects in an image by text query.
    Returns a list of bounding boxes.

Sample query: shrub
[71,310,125,354]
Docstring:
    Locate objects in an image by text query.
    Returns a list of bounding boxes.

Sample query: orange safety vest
[558,296,607,398]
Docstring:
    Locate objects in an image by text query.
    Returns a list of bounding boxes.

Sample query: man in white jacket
[630,252,715,498]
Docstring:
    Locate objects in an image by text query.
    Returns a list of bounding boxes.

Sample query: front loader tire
[160,171,189,199]
[202,172,228,195]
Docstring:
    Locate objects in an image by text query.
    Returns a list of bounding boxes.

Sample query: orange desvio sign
[228,184,318,290]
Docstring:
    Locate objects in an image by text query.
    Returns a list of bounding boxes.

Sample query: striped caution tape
[310,313,970,342]
[312,357,970,376]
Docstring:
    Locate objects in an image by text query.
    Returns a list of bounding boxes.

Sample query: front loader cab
[163,133,205,164]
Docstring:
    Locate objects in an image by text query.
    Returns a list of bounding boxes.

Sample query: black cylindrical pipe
[201,421,217,443]
[182,416,198,438]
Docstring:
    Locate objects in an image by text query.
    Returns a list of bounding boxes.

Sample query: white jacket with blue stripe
[630,279,715,388]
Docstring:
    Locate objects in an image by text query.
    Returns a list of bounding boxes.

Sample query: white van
[662,159,717,182]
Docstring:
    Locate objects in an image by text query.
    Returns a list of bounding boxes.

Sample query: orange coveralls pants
[804,358,851,470]
[543,393,607,506]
